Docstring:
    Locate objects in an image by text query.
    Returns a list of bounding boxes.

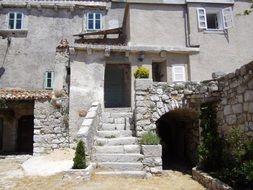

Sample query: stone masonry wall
[134,79,219,137]
[33,95,69,156]
[217,61,253,138]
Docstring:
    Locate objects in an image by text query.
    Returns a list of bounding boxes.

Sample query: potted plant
[63,140,94,180]
[134,66,149,79]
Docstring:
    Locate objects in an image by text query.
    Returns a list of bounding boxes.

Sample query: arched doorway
[156,108,199,172]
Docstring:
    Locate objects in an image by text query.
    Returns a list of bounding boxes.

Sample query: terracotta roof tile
[0,88,52,100]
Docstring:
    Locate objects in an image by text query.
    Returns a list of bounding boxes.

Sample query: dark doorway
[104,64,131,108]
[17,115,34,154]
[156,108,199,173]
[0,118,3,151]
[152,62,167,82]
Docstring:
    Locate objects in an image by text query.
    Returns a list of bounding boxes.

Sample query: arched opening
[156,108,199,172]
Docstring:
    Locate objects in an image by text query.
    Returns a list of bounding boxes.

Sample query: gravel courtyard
[0,156,205,190]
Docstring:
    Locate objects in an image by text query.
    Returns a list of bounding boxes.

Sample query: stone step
[101,112,133,119]
[95,145,141,154]
[95,154,143,162]
[100,124,125,131]
[95,137,138,146]
[95,171,146,178]
[97,130,133,138]
[97,162,143,171]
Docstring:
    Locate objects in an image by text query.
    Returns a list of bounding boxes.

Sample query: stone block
[82,119,93,126]
[143,157,162,167]
[224,105,232,115]
[245,90,253,101]
[63,164,94,181]
[226,115,237,125]
[85,111,97,119]
[141,145,162,157]
[232,104,243,114]
[150,166,162,174]
[77,126,89,137]
[135,79,152,90]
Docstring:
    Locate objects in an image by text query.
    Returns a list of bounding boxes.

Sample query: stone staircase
[94,109,146,177]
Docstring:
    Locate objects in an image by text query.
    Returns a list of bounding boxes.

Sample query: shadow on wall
[156,108,199,173]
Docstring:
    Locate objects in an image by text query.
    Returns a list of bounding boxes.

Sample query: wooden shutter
[222,7,233,29]
[197,8,207,29]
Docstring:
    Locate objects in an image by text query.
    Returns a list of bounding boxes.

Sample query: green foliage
[198,102,223,172]
[140,132,160,145]
[72,140,86,169]
[134,67,149,78]
[0,99,7,109]
[198,114,253,189]
[225,127,247,162]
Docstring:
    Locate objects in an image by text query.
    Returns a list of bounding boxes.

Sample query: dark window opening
[152,62,167,82]
[207,14,219,29]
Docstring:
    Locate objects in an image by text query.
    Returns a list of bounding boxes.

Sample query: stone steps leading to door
[94,110,145,177]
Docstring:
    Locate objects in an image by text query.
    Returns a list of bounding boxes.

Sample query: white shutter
[197,8,207,29]
[222,7,233,29]
[172,65,186,82]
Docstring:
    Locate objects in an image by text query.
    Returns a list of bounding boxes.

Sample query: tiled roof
[0,88,52,100]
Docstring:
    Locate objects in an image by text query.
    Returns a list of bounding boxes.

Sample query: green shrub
[72,140,86,169]
[140,132,160,145]
[134,67,149,78]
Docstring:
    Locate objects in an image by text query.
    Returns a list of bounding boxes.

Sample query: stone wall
[134,79,219,137]
[77,102,101,161]
[217,61,253,138]
[33,95,69,156]
[141,145,162,175]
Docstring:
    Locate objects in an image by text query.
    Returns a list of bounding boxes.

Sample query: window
[87,12,102,31]
[172,65,185,82]
[8,12,23,30]
[197,7,233,30]
[44,71,54,89]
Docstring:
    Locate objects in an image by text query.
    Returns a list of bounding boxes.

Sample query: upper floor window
[8,12,23,30]
[44,71,54,90]
[87,12,102,31]
[172,65,186,82]
[197,7,233,30]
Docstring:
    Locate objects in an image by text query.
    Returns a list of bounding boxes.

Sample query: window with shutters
[87,12,102,31]
[8,12,23,30]
[44,71,54,90]
[172,65,185,82]
[197,7,233,30]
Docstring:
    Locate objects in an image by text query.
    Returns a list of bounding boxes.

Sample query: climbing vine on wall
[198,102,223,172]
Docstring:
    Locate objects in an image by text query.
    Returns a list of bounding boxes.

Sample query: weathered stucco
[0,2,125,89]
[69,51,105,141]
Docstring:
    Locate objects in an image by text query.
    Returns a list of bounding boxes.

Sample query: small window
[197,7,233,30]
[172,65,185,82]
[44,71,54,90]
[8,12,23,30]
[87,12,102,31]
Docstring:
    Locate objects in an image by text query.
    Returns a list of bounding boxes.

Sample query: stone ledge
[141,145,162,157]
[62,163,94,181]
[135,79,152,91]
[192,167,232,190]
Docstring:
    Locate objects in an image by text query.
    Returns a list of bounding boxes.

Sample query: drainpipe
[185,3,199,48]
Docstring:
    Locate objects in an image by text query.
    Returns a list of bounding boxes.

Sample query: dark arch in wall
[156,108,199,172]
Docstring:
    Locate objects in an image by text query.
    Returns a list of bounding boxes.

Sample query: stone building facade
[0,0,252,162]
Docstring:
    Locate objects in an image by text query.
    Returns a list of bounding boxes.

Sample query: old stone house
[0,0,252,176]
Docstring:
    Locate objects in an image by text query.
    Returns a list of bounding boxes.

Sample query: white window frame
[8,12,24,30]
[172,65,186,82]
[86,12,102,31]
[197,7,233,31]
[44,71,54,90]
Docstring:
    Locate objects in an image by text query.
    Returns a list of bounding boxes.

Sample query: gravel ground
[0,154,205,190]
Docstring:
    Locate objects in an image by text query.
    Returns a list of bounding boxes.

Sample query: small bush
[134,67,149,78]
[72,140,86,169]
[140,132,160,145]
